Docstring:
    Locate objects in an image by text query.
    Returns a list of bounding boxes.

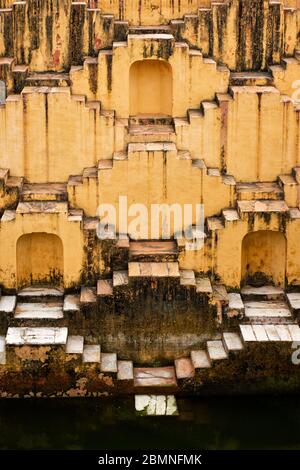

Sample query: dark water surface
[0,395,299,450]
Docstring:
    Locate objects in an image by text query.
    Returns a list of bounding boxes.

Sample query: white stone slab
[117,360,134,380]
[207,340,228,361]
[252,324,269,342]
[195,277,212,294]
[0,336,6,365]
[63,295,80,312]
[223,332,244,351]
[113,271,129,287]
[245,301,291,318]
[0,296,16,313]
[18,287,63,298]
[135,395,178,416]
[241,285,284,297]
[66,335,84,354]
[239,324,256,342]
[82,344,101,363]
[100,352,117,373]
[6,327,68,346]
[14,303,63,319]
[190,350,211,369]
[265,325,281,342]
[228,293,244,311]
[287,293,300,310]
[275,325,292,342]
[288,324,300,341]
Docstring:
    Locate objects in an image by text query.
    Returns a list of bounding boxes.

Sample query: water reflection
[0,396,299,450]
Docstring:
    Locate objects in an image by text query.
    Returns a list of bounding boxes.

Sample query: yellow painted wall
[241,231,286,287]
[129,60,172,115]
[17,233,63,287]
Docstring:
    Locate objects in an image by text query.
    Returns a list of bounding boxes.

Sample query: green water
[0,395,299,450]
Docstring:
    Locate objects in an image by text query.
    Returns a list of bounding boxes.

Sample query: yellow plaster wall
[0,212,84,289]
[17,233,64,287]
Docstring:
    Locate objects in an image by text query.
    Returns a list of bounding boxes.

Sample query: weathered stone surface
[14,303,63,320]
[82,345,101,363]
[80,287,96,304]
[239,325,256,342]
[134,367,177,387]
[113,271,129,287]
[237,200,289,213]
[129,262,180,278]
[174,357,195,379]
[191,350,211,369]
[180,270,196,287]
[207,341,228,361]
[0,296,16,314]
[100,352,117,373]
[117,360,134,380]
[135,395,178,416]
[97,280,113,296]
[287,293,300,311]
[18,287,63,299]
[195,277,212,294]
[63,295,80,312]
[66,335,84,354]
[0,336,6,365]
[244,301,291,319]
[6,327,68,346]
[223,332,244,352]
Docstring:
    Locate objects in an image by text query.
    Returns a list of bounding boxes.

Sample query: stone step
[63,295,80,313]
[113,270,129,287]
[117,360,134,381]
[287,293,300,313]
[237,199,289,215]
[222,332,244,352]
[6,327,68,346]
[236,182,283,201]
[222,209,240,223]
[226,293,245,317]
[0,296,16,314]
[21,183,68,202]
[129,240,178,262]
[129,114,173,126]
[206,217,224,232]
[16,201,68,214]
[207,340,228,361]
[230,71,273,87]
[134,366,177,388]
[100,352,118,373]
[0,336,6,365]
[190,350,211,369]
[244,300,292,323]
[240,323,300,343]
[25,72,70,87]
[195,276,213,295]
[180,270,196,287]
[128,124,175,142]
[66,335,84,354]
[135,394,178,416]
[82,344,101,363]
[174,357,195,379]
[212,284,229,304]
[14,302,64,321]
[18,286,64,303]
[129,25,172,35]
[97,279,113,297]
[80,287,97,305]
[128,262,180,278]
[241,285,285,301]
